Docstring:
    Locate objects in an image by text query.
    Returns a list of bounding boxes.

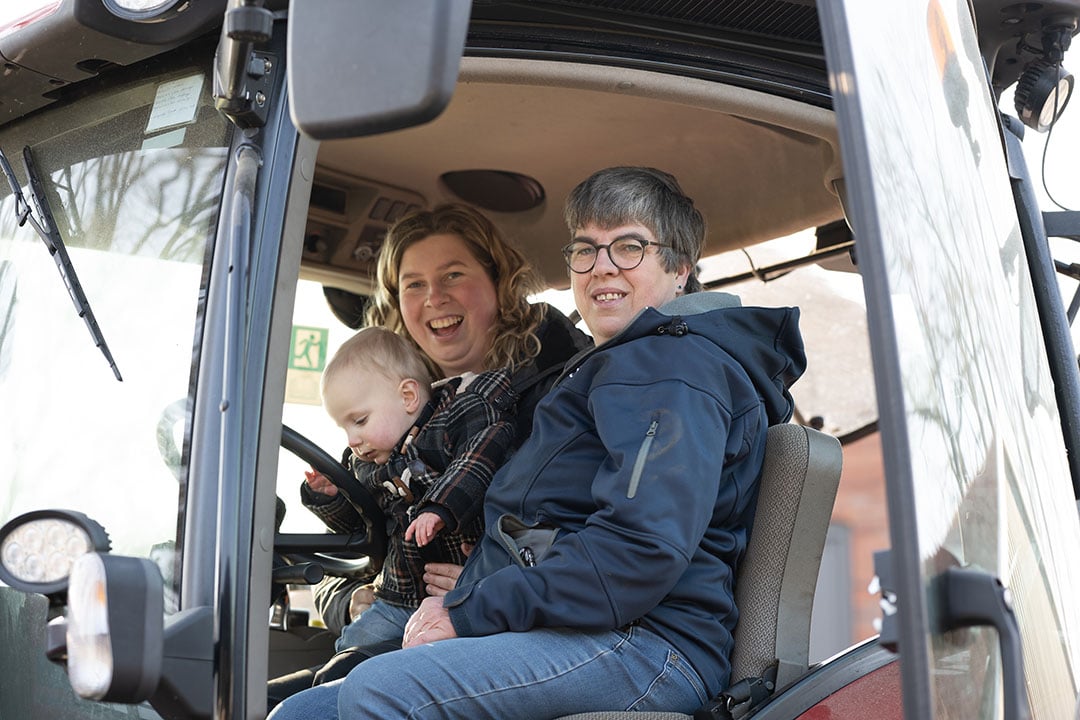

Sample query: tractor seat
[556,422,843,720]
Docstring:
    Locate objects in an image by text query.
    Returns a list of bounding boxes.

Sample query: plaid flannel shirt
[304,367,516,608]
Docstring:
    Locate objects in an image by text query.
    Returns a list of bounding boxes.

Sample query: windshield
[0,43,230,718]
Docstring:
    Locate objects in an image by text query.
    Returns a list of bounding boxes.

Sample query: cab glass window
[0,44,230,719]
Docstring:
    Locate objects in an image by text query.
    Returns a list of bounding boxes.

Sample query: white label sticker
[141,127,186,150]
[146,74,204,133]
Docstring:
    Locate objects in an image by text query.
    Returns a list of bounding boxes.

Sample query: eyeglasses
[561,238,669,273]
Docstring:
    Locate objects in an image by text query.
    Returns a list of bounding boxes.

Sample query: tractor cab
[2,1,1080,718]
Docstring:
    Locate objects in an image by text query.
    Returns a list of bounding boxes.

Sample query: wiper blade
[0,145,122,381]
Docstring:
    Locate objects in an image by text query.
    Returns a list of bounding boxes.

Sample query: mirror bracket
[871,549,900,653]
[151,607,215,720]
[213,1,276,129]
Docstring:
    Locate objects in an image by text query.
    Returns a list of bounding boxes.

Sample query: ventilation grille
[304,172,425,275]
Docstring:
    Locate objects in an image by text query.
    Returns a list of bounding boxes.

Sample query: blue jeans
[335,599,414,653]
[268,624,709,719]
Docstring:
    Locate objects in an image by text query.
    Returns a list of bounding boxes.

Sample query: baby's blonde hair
[322,326,434,398]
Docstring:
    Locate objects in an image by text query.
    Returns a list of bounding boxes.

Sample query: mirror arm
[1047,210,1080,326]
[1067,283,1080,325]
[703,240,855,290]
[213,0,275,129]
[1043,210,1080,240]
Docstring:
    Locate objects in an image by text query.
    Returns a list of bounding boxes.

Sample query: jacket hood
[589,292,806,425]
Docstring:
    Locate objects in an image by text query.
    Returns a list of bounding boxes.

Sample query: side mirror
[65,554,214,717]
[66,553,164,703]
[287,0,471,139]
[66,557,214,716]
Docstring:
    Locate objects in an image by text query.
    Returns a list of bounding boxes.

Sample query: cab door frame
[819,1,1080,718]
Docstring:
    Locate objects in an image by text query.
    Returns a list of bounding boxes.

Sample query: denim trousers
[267,623,709,720]
[335,599,414,653]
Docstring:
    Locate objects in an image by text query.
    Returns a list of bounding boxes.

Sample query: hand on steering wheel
[280,424,387,567]
[304,469,339,497]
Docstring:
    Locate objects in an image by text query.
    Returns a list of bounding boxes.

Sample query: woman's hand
[423,562,462,597]
[403,596,458,648]
[423,542,471,596]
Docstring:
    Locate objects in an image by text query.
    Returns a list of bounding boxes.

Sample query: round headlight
[102,0,189,22]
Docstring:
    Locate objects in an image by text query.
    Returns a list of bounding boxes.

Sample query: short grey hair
[564,166,704,293]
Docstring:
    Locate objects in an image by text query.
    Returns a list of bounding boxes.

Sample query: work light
[102,0,188,22]
[1015,59,1074,132]
[0,510,110,597]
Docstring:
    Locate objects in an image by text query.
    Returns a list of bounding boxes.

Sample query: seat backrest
[728,422,843,691]
[554,424,843,720]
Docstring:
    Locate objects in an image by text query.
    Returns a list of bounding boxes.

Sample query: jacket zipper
[627,419,658,498]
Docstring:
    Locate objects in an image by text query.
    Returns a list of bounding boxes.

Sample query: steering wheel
[154,404,388,577]
[278,425,388,571]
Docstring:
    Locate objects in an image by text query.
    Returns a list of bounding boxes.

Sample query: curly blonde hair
[367,203,546,378]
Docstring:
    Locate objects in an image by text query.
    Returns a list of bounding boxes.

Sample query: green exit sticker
[289,326,328,371]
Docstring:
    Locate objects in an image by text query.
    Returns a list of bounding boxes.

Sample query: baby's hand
[304,469,338,497]
[405,512,445,547]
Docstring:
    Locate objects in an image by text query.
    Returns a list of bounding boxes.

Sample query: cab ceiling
[312,57,845,291]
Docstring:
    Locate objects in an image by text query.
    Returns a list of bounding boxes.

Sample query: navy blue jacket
[444,293,805,695]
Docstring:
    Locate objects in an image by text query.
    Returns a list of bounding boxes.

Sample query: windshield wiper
[0,145,122,381]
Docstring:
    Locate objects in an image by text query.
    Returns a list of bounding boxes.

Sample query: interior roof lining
[458,56,843,185]
[307,55,846,295]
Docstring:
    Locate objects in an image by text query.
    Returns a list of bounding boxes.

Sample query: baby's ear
[399,378,424,413]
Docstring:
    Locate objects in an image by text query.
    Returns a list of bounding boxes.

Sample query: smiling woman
[396,233,500,376]
[370,203,551,380]
[563,167,701,346]
[280,202,591,692]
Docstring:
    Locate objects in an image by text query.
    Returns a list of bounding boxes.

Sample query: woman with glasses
[269,167,806,719]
